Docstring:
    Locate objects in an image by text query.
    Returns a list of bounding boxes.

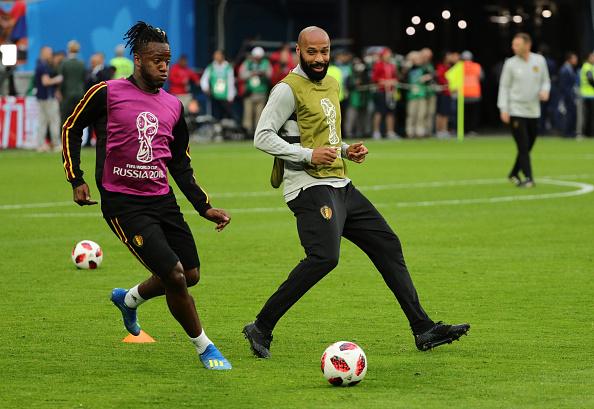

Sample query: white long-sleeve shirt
[497,52,551,118]
[254,65,351,202]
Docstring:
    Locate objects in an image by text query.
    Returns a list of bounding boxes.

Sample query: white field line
[1,173,592,210]
[0,201,73,210]
[14,177,594,218]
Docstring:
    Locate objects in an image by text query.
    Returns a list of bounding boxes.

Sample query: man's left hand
[346,142,368,163]
[203,208,231,232]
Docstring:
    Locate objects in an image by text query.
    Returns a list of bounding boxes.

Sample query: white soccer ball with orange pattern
[321,341,367,386]
[71,240,103,269]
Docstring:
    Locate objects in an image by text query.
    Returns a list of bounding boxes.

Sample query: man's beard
[299,52,329,81]
[140,65,165,90]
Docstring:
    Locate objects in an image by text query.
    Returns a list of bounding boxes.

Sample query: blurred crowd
[33,41,132,151]
[32,39,593,150]
[185,43,593,142]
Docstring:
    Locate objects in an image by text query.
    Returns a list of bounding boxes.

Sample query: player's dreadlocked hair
[123,21,168,55]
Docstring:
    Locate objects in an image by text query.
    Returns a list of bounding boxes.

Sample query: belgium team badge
[133,235,144,247]
[320,205,333,220]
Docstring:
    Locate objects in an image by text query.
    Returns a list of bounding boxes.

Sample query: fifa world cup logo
[320,98,339,145]
[136,111,159,163]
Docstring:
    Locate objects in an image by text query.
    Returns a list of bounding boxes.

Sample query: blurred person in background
[34,46,62,152]
[406,51,428,138]
[110,44,134,79]
[497,33,550,188]
[435,51,456,138]
[84,52,114,147]
[371,48,399,139]
[200,49,236,122]
[239,46,271,136]
[579,52,594,137]
[326,55,348,137]
[420,48,436,137]
[460,50,482,135]
[558,52,578,138]
[51,50,65,104]
[169,53,200,111]
[52,50,65,71]
[0,0,26,58]
[270,43,296,86]
[345,57,370,138]
[59,40,86,125]
[334,50,353,131]
[86,52,114,90]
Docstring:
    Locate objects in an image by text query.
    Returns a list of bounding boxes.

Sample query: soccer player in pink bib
[61,21,232,370]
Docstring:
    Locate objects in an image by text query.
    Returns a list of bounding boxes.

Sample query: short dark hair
[123,21,168,55]
[514,32,532,44]
[565,51,577,61]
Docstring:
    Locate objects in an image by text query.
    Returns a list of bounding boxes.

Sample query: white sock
[124,285,145,309]
[190,330,213,354]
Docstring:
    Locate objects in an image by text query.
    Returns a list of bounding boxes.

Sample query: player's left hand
[204,208,231,232]
[346,142,368,163]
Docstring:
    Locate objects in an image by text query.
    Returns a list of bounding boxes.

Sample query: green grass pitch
[1,136,593,408]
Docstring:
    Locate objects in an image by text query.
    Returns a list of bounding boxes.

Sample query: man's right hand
[311,147,338,165]
[500,112,510,124]
[73,184,98,206]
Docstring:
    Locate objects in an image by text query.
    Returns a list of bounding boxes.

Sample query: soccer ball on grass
[321,341,367,386]
[72,240,103,269]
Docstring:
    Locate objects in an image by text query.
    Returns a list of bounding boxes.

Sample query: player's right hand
[500,112,510,124]
[203,208,231,232]
[73,184,98,206]
[311,147,338,165]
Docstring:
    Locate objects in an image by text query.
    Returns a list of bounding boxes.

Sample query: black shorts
[436,94,452,116]
[373,91,397,115]
[103,194,200,277]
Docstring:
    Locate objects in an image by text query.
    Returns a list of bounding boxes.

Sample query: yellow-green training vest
[271,72,345,187]
[580,62,594,97]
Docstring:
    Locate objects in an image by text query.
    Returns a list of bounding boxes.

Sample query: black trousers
[211,98,235,121]
[583,98,594,137]
[509,117,538,180]
[255,183,434,335]
[464,101,480,134]
[562,93,577,137]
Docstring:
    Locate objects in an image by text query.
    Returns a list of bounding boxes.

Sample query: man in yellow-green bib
[242,27,470,358]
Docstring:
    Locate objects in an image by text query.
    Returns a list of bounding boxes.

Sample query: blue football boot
[110,288,141,336]
[199,344,232,370]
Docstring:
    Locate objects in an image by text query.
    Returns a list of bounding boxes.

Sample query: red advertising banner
[0,96,38,149]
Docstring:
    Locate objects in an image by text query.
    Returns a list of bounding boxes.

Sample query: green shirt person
[110,44,134,79]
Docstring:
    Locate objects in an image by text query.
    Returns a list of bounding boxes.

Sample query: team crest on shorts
[133,235,144,247]
[320,205,333,220]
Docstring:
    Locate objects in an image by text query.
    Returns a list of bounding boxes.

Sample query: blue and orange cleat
[110,288,141,336]
[199,344,232,370]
